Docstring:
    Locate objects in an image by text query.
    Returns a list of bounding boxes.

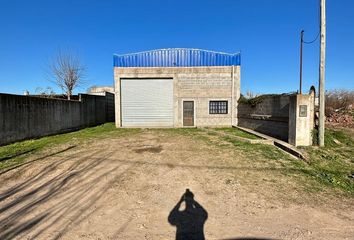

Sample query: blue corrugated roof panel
[113,48,241,67]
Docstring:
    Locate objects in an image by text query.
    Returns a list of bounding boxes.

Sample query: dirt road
[0,130,353,240]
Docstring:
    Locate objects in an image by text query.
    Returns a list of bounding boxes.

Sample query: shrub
[325,89,354,116]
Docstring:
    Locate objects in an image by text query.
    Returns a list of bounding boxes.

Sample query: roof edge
[114,48,240,57]
[113,48,241,67]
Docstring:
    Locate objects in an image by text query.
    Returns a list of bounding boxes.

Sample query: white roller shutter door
[121,79,173,127]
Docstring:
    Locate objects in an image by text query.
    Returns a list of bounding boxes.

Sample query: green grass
[302,129,354,195]
[224,128,354,196]
[1,123,353,197]
[221,135,292,161]
[233,128,354,196]
[213,127,260,140]
[181,127,354,196]
[0,123,140,172]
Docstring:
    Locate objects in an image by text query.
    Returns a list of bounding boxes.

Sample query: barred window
[209,101,228,114]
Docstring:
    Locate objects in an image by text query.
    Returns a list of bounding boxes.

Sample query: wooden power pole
[318,0,326,146]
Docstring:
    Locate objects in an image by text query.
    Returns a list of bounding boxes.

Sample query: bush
[238,94,281,107]
[325,89,354,116]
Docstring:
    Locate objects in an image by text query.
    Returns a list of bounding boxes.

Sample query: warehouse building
[114,48,241,127]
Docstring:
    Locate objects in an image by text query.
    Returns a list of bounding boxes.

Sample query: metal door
[183,101,194,126]
[121,79,173,127]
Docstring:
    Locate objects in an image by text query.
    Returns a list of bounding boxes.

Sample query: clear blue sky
[0,0,353,95]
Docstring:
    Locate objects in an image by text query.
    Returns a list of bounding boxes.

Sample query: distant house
[113,48,241,127]
[87,86,114,96]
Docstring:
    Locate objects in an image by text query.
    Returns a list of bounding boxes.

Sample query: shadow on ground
[0,142,288,240]
[168,189,208,240]
[0,148,38,162]
[221,238,276,240]
[0,145,77,176]
[0,146,133,240]
[168,189,276,240]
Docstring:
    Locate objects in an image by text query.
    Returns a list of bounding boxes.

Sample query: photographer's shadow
[168,189,208,240]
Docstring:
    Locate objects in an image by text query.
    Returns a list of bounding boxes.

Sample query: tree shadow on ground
[0,148,38,162]
[0,145,76,175]
[0,146,134,240]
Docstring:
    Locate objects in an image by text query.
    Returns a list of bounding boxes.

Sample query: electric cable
[303,0,321,44]
[304,31,320,44]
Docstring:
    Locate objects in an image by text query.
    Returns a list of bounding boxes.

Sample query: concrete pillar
[232,66,241,126]
[114,68,121,127]
[288,91,315,146]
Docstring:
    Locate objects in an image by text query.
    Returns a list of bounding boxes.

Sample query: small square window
[209,101,228,114]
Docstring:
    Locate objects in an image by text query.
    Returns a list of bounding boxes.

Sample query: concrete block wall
[104,92,115,122]
[114,66,240,127]
[177,71,234,127]
[238,95,290,118]
[238,118,289,141]
[238,92,315,146]
[0,93,111,145]
[237,95,291,141]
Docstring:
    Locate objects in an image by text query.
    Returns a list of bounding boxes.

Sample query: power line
[304,31,320,44]
[303,0,321,44]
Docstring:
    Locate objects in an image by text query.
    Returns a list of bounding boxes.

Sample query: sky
[0,0,353,95]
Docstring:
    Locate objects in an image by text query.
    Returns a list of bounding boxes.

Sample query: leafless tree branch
[48,48,85,100]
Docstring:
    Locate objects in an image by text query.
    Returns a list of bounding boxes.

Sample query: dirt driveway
[0,129,353,240]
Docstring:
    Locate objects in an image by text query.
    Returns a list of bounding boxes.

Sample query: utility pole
[299,30,304,94]
[318,0,326,146]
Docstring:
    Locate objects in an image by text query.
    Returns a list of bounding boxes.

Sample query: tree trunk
[67,91,71,100]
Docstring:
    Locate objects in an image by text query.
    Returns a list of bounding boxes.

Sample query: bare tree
[35,86,56,97]
[49,49,85,100]
[325,89,354,116]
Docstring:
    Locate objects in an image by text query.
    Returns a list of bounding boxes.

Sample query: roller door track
[121,79,174,127]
